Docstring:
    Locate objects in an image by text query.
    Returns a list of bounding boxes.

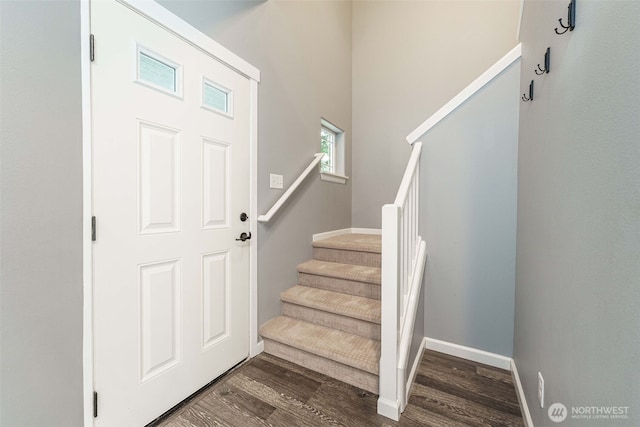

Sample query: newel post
[377,203,401,421]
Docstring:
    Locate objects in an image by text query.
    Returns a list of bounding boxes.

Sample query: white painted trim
[117,0,260,82]
[406,44,522,144]
[398,241,427,370]
[378,204,401,421]
[424,337,512,370]
[257,153,324,223]
[249,79,260,358]
[405,337,427,408]
[511,359,535,427]
[254,339,264,356]
[377,397,401,422]
[80,1,94,425]
[517,0,525,42]
[394,142,422,206]
[311,228,382,242]
[351,228,382,235]
[84,1,261,422]
[397,240,427,410]
[320,172,349,184]
[312,228,352,241]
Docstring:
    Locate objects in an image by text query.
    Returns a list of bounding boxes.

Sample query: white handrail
[378,141,428,421]
[394,142,423,206]
[257,153,324,223]
[405,44,521,144]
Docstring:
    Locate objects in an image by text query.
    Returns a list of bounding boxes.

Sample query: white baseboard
[312,228,351,241]
[377,397,400,421]
[351,228,382,235]
[511,359,534,427]
[250,339,264,357]
[312,228,381,241]
[424,337,512,370]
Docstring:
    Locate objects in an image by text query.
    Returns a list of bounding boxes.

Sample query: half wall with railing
[376,44,522,421]
[377,141,428,420]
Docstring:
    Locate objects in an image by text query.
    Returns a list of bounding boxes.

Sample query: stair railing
[258,153,324,223]
[378,141,428,421]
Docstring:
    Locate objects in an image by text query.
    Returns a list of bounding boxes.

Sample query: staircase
[259,233,382,393]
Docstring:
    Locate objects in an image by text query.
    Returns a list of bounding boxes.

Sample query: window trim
[320,172,349,185]
[319,118,348,184]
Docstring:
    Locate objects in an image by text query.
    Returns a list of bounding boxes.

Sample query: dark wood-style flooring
[154,349,524,427]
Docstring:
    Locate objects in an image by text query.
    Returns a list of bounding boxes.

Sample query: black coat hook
[535,47,551,75]
[522,80,534,102]
[555,0,576,34]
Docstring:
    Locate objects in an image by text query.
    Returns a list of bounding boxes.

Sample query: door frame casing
[80,1,261,424]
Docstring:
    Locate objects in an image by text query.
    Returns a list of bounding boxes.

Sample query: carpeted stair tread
[259,316,380,375]
[281,286,380,324]
[297,259,381,285]
[312,233,381,254]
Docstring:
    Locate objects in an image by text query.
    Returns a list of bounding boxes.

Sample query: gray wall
[419,61,520,356]
[0,0,352,424]
[514,0,640,425]
[157,0,353,328]
[351,0,520,228]
[0,1,84,426]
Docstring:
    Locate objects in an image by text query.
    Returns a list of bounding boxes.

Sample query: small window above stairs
[259,233,382,394]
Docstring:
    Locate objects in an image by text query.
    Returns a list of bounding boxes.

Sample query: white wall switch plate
[538,371,544,408]
[270,173,283,189]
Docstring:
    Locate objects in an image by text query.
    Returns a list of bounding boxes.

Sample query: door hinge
[90,34,95,62]
[91,216,97,242]
[93,391,98,418]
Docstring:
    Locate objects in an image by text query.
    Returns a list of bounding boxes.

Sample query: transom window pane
[203,82,229,113]
[138,51,177,93]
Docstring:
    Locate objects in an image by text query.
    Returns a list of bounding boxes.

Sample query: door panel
[91,1,251,425]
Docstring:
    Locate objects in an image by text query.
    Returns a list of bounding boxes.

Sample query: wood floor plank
[192,385,275,427]
[418,351,520,410]
[242,357,322,403]
[476,365,514,384]
[409,382,524,427]
[154,413,198,427]
[414,372,522,417]
[421,351,514,384]
[420,352,517,400]
[306,381,396,427]
[156,351,523,427]
[227,373,344,427]
[401,403,471,427]
[170,404,232,427]
[418,364,520,406]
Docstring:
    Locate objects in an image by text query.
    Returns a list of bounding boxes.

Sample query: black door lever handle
[236,232,252,242]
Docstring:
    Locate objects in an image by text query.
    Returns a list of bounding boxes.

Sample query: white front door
[91,1,251,425]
